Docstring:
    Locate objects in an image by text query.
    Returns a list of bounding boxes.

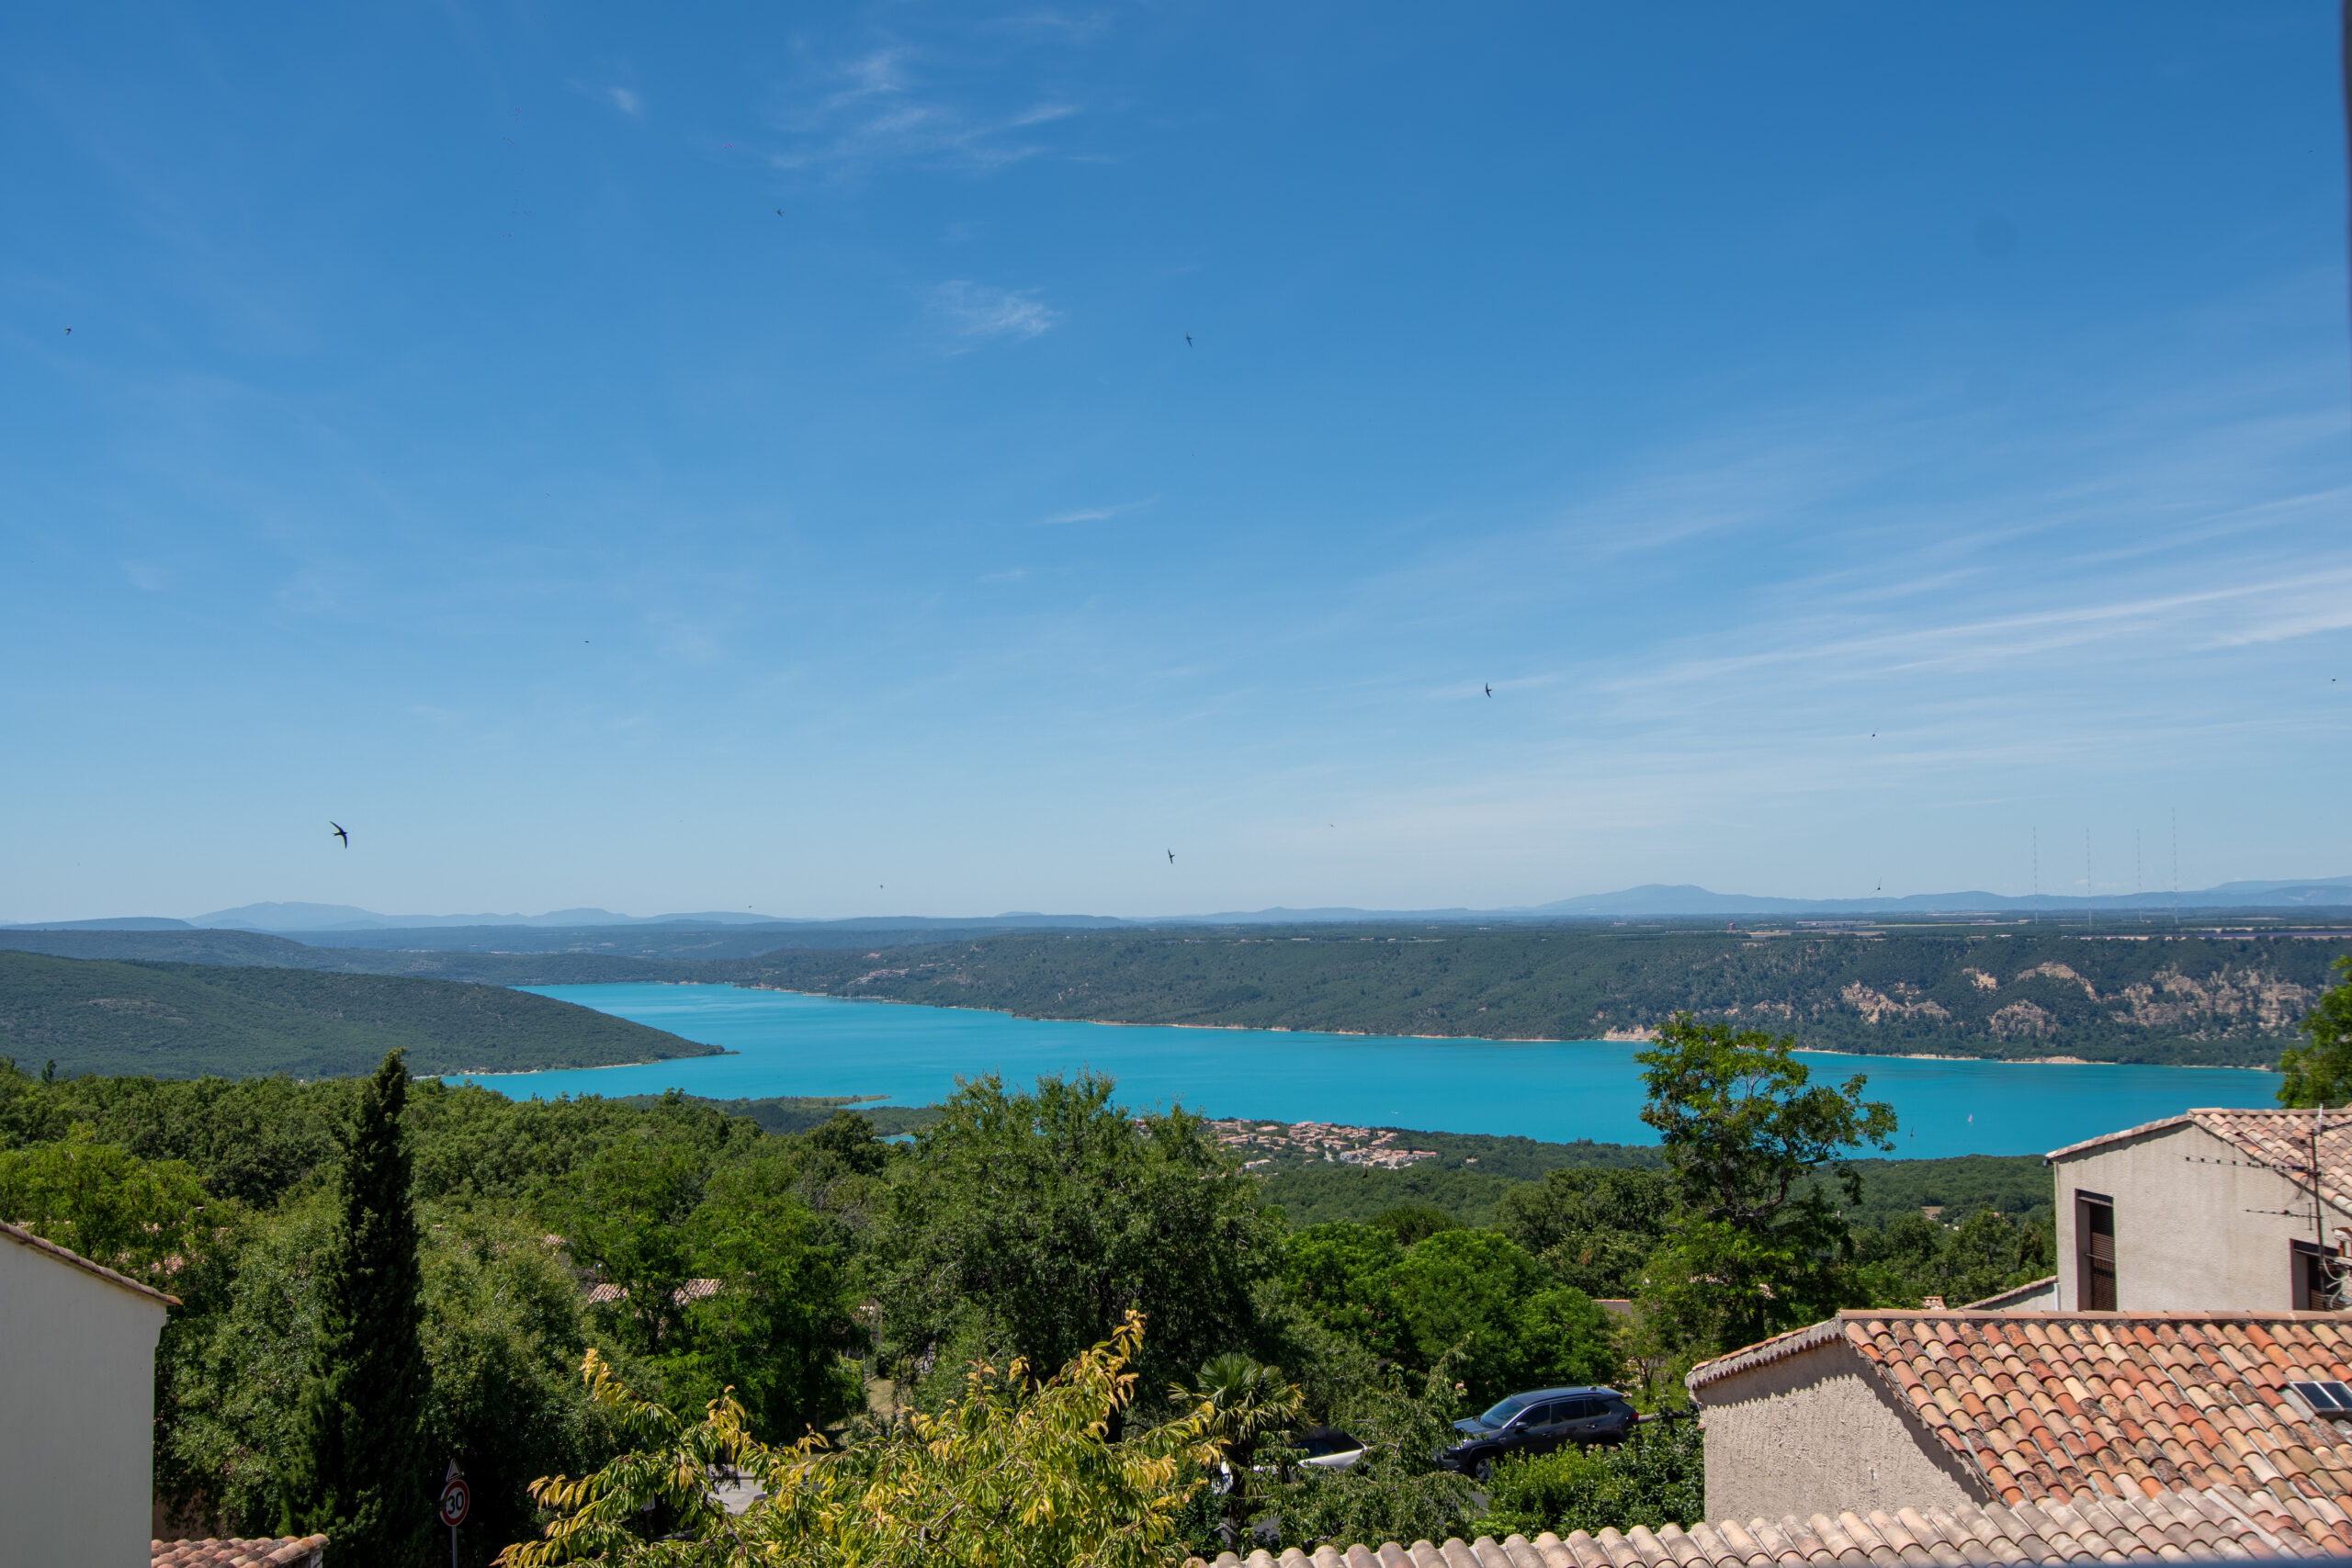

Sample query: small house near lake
[2048,1107,2352,1312]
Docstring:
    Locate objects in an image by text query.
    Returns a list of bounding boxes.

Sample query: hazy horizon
[11,869,2352,931]
[6,5,2346,922]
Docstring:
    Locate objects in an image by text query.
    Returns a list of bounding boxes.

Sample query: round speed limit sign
[439,1476,471,1529]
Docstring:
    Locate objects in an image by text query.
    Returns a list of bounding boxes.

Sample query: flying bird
[64,326,72,334]
[1484,683,1492,697]
[329,822,349,848]
[1167,850,1175,863]
[1184,333,1193,347]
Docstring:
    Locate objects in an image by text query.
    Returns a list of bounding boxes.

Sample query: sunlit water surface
[458,985,2283,1159]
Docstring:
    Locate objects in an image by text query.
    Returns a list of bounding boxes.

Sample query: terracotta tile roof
[2048,1108,2352,1208]
[1192,1482,2324,1566]
[153,1536,327,1568]
[1,1216,179,1308]
[1690,1311,2352,1550]
[584,1276,723,1307]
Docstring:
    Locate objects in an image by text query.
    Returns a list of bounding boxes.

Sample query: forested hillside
[0,953,720,1078]
[716,926,2346,1066]
[0,926,676,984]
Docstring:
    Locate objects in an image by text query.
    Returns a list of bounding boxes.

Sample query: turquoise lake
[458,984,2289,1160]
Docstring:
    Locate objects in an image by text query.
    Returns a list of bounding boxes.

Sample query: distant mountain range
[189,901,796,931]
[1516,876,2352,918]
[1153,876,2352,923]
[7,876,2347,935]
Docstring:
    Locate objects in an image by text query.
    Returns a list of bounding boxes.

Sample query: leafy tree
[1279,1223,1406,1359]
[803,1110,888,1177]
[1634,1016,1896,1357]
[1379,1228,1619,1404]
[1492,1168,1672,1298]
[2278,955,2352,1106]
[566,1137,709,1355]
[1368,1202,1460,1246]
[1481,1416,1702,1540]
[1279,1224,1618,1405]
[279,1049,434,1563]
[419,1206,611,1566]
[871,1073,1283,1398]
[663,1154,865,1442]
[557,1131,865,1444]
[498,1311,1223,1568]
[0,1126,223,1280]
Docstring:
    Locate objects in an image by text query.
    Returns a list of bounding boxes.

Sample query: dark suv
[1436,1386,1637,1478]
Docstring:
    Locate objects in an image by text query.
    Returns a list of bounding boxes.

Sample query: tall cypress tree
[281,1048,432,1563]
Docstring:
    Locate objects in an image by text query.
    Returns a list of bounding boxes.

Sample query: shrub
[1479,1417,1702,1540]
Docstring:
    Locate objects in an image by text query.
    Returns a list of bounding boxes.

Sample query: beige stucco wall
[1694,1337,1985,1524]
[0,1232,169,1567]
[2052,1122,2352,1312]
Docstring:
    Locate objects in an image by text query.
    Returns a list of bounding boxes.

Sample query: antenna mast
[2085,829,2095,934]
[2171,808,2182,930]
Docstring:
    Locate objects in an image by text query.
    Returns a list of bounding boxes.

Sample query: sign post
[439,1461,471,1568]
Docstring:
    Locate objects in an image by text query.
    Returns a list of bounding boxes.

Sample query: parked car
[1212,1426,1366,1493]
[1284,1426,1365,1472]
[1435,1385,1637,1479]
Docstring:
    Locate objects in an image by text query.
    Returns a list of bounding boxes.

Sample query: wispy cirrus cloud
[931,280,1057,351]
[765,46,1082,176]
[607,86,643,118]
[1036,494,1158,525]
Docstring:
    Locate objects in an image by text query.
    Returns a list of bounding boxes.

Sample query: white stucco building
[2046,1106,2352,1312]
[0,1217,175,1566]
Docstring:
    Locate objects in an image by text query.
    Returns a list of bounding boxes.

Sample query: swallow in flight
[330,822,349,847]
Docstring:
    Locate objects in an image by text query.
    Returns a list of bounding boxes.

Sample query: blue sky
[3,4,2346,922]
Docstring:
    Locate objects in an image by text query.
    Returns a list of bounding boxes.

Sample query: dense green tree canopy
[870,1073,1283,1395]
[1491,1168,1672,1298]
[2278,956,2352,1107]
[1281,1221,1620,1405]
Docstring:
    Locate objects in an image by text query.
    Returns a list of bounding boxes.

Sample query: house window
[2075,1191,2116,1310]
[2293,1241,2336,1311]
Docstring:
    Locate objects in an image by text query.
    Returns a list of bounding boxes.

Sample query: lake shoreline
[486,983,2284,1159]
[718,981,2270,1071]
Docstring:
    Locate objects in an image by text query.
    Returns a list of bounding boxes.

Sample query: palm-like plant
[1179,1353,1304,1550]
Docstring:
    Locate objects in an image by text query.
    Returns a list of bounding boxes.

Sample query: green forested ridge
[16,922,2342,1066]
[0,952,720,1079]
[0,925,678,984]
[712,926,2347,1065]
